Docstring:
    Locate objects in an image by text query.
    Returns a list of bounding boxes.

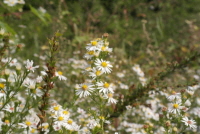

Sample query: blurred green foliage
[1,0,200,66]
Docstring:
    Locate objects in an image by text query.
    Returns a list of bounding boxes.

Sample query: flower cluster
[75,35,117,104]
[132,64,147,86]
[3,0,25,7]
[49,103,80,131]
[159,85,199,133]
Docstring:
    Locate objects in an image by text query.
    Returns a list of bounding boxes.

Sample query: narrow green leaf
[29,5,48,25]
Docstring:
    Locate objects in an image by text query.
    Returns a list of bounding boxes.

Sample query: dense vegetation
[1,0,200,133]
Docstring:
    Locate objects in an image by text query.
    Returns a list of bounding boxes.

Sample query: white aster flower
[132,64,144,77]
[50,104,62,114]
[41,71,47,76]
[0,28,5,35]
[18,116,39,129]
[116,72,125,78]
[97,44,113,53]
[84,50,100,60]
[53,112,69,127]
[17,0,25,4]
[187,85,200,91]
[61,108,70,118]
[4,0,18,6]
[126,105,132,110]
[76,83,94,98]
[55,71,67,81]
[9,58,18,66]
[97,81,114,94]
[103,93,117,104]
[0,78,6,83]
[86,119,98,129]
[86,40,103,51]
[94,59,112,74]
[3,119,10,126]
[168,102,183,115]
[29,87,44,99]
[38,7,46,14]
[119,83,129,90]
[26,128,38,134]
[36,76,43,83]
[181,116,197,129]
[25,59,39,72]
[23,78,36,89]
[167,91,181,101]
[41,123,49,133]
[64,119,76,130]
[3,103,17,113]
[53,124,62,131]
[139,76,147,86]
[89,67,103,79]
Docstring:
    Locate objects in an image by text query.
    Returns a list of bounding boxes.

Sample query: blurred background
[1,0,200,104]
[1,0,200,133]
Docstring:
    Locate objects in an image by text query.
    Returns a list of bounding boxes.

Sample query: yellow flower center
[68,119,73,124]
[88,51,94,55]
[30,129,36,133]
[104,82,110,88]
[58,71,63,75]
[172,91,176,95]
[43,125,49,129]
[53,106,60,111]
[173,104,179,109]
[101,62,107,67]
[101,46,106,51]
[108,93,113,98]
[25,121,32,126]
[91,41,97,46]
[96,70,101,76]
[5,120,10,124]
[80,118,84,122]
[82,85,88,90]
[38,87,42,89]
[63,110,69,115]
[0,83,5,89]
[99,116,105,120]
[85,67,91,71]
[58,116,64,121]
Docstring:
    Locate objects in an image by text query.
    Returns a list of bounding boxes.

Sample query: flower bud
[5,69,10,75]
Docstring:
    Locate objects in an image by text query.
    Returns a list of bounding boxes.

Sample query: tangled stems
[37,32,60,133]
[109,51,200,119]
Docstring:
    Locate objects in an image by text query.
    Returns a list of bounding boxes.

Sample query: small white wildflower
[89,67,103,79]
[167,91,181,101]
[75,83,94,98]
[50,104,62,114]
[94,59,113,74]
[103,93,117,104]
[181,116,197,129]
[86,40,103,51]
[4,0,18,6]
[168,102,183,115]
[17,0,25,4]
[0,28,5,35]
[96,81,114,94]
[25,59,39,72]
[55,71,67,81]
